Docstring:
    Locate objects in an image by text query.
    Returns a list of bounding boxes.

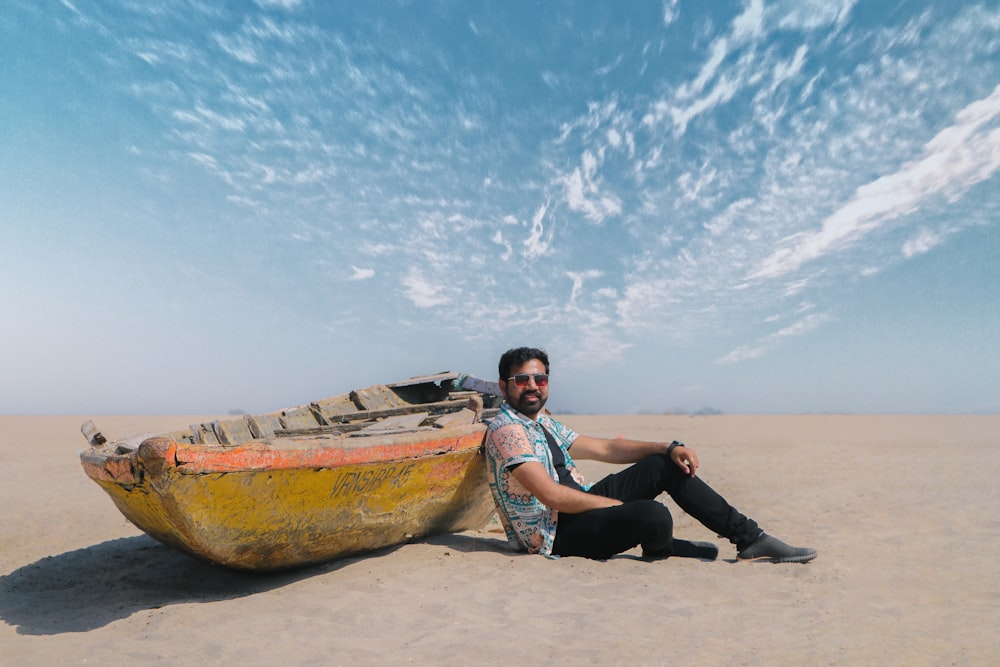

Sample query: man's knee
[646,452,692,487]
[631,499,673,531]
[630,499,673,555]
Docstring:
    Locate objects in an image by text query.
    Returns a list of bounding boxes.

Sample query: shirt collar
[502,402,552,429]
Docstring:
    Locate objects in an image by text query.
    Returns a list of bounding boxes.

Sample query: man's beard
[512,391,547,417]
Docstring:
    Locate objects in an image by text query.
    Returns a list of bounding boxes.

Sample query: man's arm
[569,435,699,476]
[510,461,623,513]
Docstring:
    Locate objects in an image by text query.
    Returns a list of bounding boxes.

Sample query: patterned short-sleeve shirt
[483,403,589,556]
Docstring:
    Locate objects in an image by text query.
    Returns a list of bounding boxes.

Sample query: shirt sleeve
[547,418,579,448]
[488,422,541,470]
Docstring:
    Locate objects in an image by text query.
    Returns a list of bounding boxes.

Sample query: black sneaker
[673,539,720,560]
[644,539,719,561]
[737,533,817,563]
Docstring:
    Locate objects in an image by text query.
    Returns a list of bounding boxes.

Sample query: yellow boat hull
[83,425,495,571]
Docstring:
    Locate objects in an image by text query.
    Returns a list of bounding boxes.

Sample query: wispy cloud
[750,84,1000,280]
[716,312,833,365]
[254,0,304,12]
[562,161,622,223]
[523,204,551,260]
[774,0,856,31]
[402,270,450,308]
[901,228,945,259]
[661,0,680,27]
[349,266,375,281]
[566,270,603,303]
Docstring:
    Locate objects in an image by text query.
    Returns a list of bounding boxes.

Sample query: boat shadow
[419,530,513,554]
[0,535,379,636]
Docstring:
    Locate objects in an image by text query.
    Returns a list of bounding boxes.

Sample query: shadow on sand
[0,535,374,635]
[419,530,512,554]
[1,531,512,636]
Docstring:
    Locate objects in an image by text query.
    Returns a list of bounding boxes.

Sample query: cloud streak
[716,312,833,365]
[750,84,1000,281]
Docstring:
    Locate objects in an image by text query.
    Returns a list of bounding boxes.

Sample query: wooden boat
[80,372,503,572]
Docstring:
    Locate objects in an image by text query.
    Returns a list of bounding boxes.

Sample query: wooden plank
[80,420,107,447]
[273,399,478,437]
[453,375,502,397]
[279,406,320,431]
[385,372,458,387]
[312,394,361,419]
[309,405,331,426]
[162,429,195,444]
[247,413,282,440]
[351,385,407,410]
[433,407,478,428]
[330,398,469,423]
[111,432,155,452]
[214,418,255,446]
[445,390,481,401]
[356,413,429,433]
[191,423,220,445]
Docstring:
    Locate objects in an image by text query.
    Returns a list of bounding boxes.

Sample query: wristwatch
[667,440,684,456]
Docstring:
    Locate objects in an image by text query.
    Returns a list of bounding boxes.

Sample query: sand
[1,414,998,665]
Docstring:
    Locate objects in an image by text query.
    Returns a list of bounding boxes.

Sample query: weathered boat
[80,372,503,572]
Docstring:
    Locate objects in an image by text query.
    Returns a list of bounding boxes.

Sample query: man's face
[501,358,549,419]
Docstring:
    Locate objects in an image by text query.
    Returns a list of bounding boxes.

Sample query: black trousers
[551,454,761,560]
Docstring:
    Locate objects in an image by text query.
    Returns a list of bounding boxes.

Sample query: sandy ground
[1,414,998,666]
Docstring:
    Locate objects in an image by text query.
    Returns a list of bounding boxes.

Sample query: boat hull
[82,425,494,571]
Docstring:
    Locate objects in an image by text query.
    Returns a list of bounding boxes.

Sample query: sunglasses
[506,373,549,388]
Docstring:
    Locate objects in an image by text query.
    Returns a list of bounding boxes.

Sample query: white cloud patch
[901,228,944,258]
[677,38,730,102]
[750,84,1000,280]
[402,270,450,308]
[349,266,375,281]
[671,73,743,136]
[595,54,623,77]
[715,343,767,365]
[644,0,860,137]
[254,0,304,10]
[770,45,809,93]
[677,164,719,205]
[562,152,623,223]
[524,203,550,259]
[783,278,812,298]
[662,0,680,27]
[717,312,833,364]
[212,33,259,64]
[187,152,220,171]
[773,0,856,31]
[732,0,765,43]
[59,0,81,15]
[704,198,754,236]
[566,270,603,303]
[492,229,513,261]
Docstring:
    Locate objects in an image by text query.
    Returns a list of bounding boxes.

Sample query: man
[483,346,817,563]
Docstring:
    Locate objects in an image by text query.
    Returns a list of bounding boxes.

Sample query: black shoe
[737,533,817,563]
[645,539,719,561]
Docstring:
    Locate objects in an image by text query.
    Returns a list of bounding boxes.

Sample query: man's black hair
[498,347,550,380]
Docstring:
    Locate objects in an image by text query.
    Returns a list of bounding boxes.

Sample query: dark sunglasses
[506,373,549,388]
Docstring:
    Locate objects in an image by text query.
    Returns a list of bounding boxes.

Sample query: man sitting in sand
[483,346,817,563]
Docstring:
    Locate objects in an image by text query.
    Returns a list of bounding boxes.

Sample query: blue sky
[2,0,998,415]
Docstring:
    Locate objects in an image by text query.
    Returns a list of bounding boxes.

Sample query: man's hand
[670,444,699,477]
